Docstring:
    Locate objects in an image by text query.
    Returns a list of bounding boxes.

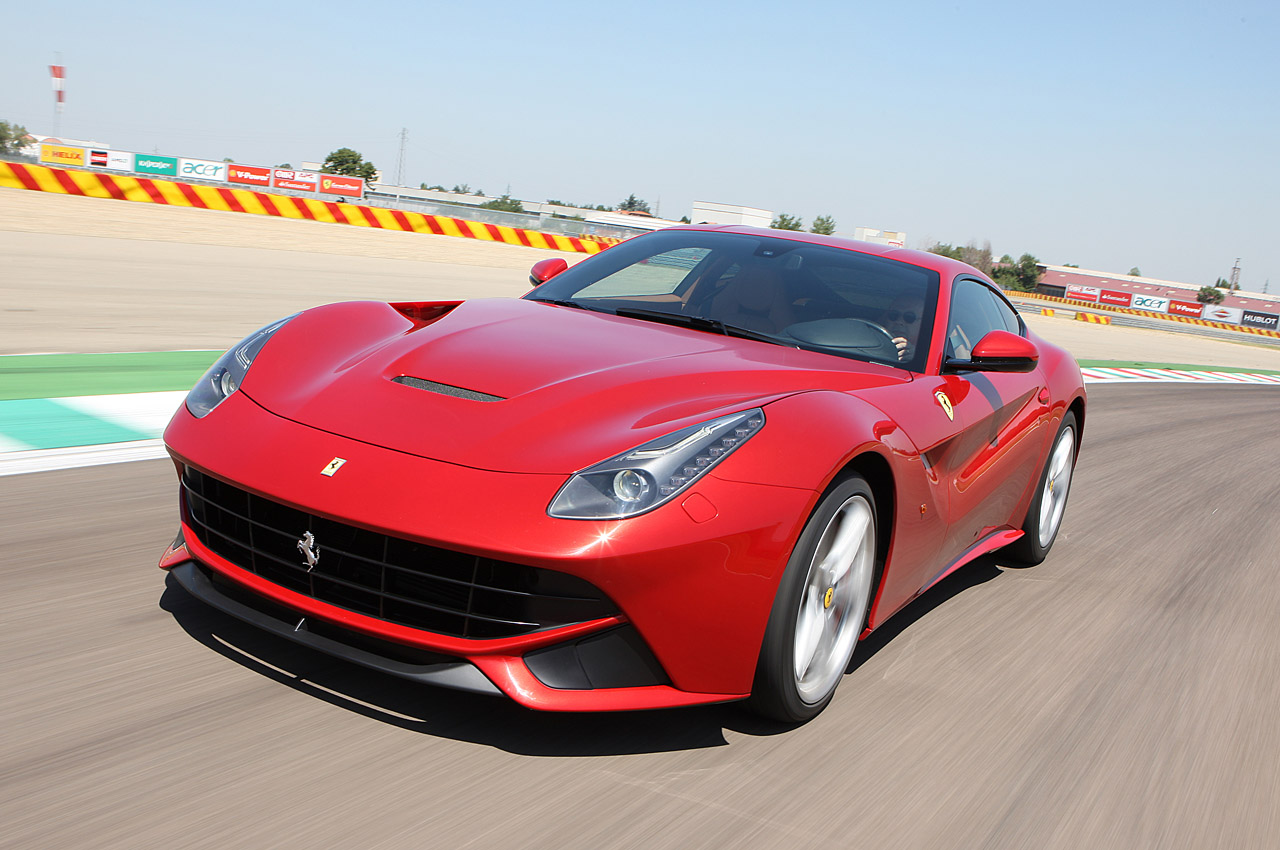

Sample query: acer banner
[1129,294,1170,313]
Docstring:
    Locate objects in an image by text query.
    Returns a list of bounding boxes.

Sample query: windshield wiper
[613,307,795,347]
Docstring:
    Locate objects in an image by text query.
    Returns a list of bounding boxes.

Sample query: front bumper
[161,391,818,710]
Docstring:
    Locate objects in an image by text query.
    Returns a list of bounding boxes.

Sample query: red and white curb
[1082,367,1280,385]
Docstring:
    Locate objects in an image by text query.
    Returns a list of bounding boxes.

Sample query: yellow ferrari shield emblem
[934,390,954,421]
[823,587,834,609]
[321,457,347,477]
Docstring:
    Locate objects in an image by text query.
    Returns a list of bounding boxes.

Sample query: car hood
[240,298,909,474]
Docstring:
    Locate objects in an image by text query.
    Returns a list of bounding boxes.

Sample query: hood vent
[392,375,505,402]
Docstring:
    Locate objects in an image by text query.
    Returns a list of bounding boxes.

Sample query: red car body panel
[161,226,1085,711]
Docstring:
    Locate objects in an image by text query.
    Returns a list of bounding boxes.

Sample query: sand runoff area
[3,186,1280,370]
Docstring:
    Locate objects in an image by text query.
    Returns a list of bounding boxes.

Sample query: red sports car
[160,226,1085,722]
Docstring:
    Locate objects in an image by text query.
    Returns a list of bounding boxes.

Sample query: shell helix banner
[40,144,85,167]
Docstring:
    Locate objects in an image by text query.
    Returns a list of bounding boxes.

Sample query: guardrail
[0,161,621,256]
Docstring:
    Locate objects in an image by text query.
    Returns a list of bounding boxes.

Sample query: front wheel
[1006,411,1078,566]
[747,474,878,723]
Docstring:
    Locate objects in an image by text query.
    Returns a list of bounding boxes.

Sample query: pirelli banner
[0,161,616,255]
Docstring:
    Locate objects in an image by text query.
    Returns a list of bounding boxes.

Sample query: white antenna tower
[396,128,407,186]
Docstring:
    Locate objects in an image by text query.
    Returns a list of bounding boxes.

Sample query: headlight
[548,409,765,520]
[186,315,297,418]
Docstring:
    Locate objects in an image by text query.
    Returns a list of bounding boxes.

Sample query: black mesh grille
[181,467,617,639]
[391,376,504,402]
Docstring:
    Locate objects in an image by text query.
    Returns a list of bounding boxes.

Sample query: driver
[879,295,924,363]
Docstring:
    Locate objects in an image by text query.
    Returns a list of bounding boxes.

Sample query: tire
[747,474,879,723]
[1005,411,1078,566]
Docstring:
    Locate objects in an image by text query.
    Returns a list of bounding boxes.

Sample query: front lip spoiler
[168,561,503,697]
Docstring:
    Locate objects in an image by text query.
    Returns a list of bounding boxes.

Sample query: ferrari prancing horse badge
[321,457,347,477]
[934,391,954,421]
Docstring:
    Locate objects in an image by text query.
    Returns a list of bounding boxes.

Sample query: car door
[935,277,1050,561]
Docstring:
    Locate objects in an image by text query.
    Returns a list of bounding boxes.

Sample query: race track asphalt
[4,188,1279,848]
[4,386,1278,850]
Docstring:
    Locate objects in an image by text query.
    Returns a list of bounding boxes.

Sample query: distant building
[690,201,773,228]
[1037,265,1278,314]
[852,227,906,248]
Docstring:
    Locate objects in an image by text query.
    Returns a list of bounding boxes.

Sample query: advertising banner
[1130,294,1170,312]
[228,164,271,186]
[135,155,179,176]
[88,149,133,171]
[1099,290,1132,307]
[1203,305,1243,324]
[179,158,228,182]
[1240,310,1280,331]
[1167,300,1204,318]
[273,169,318,191]
[318,174,364,197]
[40,144,85,167]
[1065,284,1100,303]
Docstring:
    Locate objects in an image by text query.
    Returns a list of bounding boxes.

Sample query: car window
[574,247,711,298]
[947,278,1021,359]
[527,230,940,370]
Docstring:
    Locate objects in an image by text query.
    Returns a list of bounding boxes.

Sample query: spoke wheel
[749,474,879,723]
[792,496,875,704]
[1006,411,1078,566]
[1037,424,1075,548]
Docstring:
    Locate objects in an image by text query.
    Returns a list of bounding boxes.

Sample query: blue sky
[3,0,1276,290]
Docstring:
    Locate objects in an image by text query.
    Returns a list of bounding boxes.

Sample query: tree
[0,120,30,156]
[1128,267,1142,276]
[994,253,1042,291]
[321,147,377,182]
[1214,277,1230,289]
[420,183,446,191]
[478,194,525,213]
[618,194,651,213]
[1197,286,1225,305]
[276,162,292,169]
[680,215,691,224]
[1062,263,1079,268]
[810,215,836,235]
[999,254,1015,265]
[928,243,963,260]
[772,213,804,231]
[960,241,994,276]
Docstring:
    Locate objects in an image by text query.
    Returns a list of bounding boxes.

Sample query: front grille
[181,467,617,639]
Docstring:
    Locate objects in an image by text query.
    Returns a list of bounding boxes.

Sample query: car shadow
[159,556,1004,754]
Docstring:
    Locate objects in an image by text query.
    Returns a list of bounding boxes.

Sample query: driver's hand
[893,337,912,361]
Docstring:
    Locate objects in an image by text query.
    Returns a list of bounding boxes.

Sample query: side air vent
[391,376,505,402]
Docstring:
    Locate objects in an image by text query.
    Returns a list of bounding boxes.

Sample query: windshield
[525,229,940,371]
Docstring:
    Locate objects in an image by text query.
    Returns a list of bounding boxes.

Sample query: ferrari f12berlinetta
[160,226,1085,722]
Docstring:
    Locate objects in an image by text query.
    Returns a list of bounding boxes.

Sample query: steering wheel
[785,318,903,361]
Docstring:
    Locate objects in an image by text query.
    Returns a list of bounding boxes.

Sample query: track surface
[5,385,1279,848]
[5,190,1279,848]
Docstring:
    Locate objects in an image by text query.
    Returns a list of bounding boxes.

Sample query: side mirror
[944,330,1039,373]
[529,258,568,287]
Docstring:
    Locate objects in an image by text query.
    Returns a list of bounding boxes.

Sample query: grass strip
[0,351,219,401]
